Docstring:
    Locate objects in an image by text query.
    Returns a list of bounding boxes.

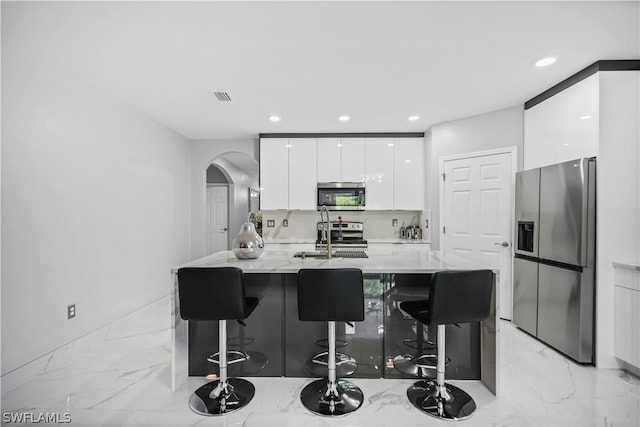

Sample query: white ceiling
[3,1,639,140]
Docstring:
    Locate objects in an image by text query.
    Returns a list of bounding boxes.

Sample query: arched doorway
[206,152,259,254]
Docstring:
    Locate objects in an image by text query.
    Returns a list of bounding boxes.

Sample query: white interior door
[441,149,515,319]
[207,185,229,254]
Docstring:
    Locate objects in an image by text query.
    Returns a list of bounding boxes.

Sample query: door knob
[494,241,509,247]
[222,227,228,232]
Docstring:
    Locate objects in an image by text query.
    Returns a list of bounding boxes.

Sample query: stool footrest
[207,350,250,365]
[311,351,357,367]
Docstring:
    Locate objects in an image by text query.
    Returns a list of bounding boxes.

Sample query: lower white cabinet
[614,263,640,369]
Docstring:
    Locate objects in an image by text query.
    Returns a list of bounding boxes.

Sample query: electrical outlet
[67,304,76,319]
[267,220,275,227]
[345,322,355,335]
[392,219,398,227]
[283,219,288,227]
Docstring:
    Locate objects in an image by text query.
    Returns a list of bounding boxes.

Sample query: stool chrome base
[305,352,357,377]
[300,378,364,417]
[407,379,476,421]
[188,378,255,416]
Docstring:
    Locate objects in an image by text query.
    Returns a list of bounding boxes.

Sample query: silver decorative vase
[232,222,264,259]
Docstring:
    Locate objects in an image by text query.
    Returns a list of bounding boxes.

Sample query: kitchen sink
[293,250,368,259]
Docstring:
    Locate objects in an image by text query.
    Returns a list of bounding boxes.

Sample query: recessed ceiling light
[337,143,343,147]
[269,115,281,122]
[563,143,571,146]
[535,57,556,67]
[408,115,420,121]
[580,115,593,120]
[338,115,350,122]
[387,143,394,147]
[404,159,411,163]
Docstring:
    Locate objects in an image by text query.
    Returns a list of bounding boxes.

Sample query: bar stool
[401,270,493,421]
[389,274,439,377]
[177,267,258,416]
[297,268,365,416]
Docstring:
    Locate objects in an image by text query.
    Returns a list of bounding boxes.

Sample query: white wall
[190,140,259,259]
[1,56,191,375]
[596,71,640,368]
[425,106,524,249]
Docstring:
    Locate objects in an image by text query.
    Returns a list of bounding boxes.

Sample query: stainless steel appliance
[317,182,365,211]
[513,157,596,364]
[316,221,367,249]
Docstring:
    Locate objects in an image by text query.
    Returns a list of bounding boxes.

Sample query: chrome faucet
[319,205,331,258]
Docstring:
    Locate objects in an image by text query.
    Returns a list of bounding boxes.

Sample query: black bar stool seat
[297,268,365,417]
[401,270,493,421]
[178,267,260,416]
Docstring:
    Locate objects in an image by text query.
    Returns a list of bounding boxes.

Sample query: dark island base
[188,273,481,380]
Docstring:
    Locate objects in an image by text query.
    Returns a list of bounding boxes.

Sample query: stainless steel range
[316,221,367,249]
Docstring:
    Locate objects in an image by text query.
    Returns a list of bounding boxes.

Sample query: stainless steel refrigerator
[513,157,596,364]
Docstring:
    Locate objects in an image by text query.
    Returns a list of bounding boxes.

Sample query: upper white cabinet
[393,137,424,210]
[288,138,318,209]
[365,138,395,209]
[524,74,598,170]
[261,136,424,211]
[317,138,342,182]
[365,137,424,210]
[341,138,366,182]
[260,138,289,210]
[317,138,365,182]
[260,137,317,210]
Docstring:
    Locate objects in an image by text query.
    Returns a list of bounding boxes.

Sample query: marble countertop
[173,249,492,274]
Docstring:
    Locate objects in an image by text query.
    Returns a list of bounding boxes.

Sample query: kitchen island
[171,249,499,395]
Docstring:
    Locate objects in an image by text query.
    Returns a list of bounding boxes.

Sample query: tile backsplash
[260,210,424,242]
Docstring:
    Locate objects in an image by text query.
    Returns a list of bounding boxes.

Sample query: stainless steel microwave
[317,182,366,211]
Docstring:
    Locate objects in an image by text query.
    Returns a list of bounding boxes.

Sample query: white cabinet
[365,138,395,209]
[288,138,318,209]
[317,138,342,182]
[260,138,317,210]
[260,138,289,210]
[317,138,365,183]
[261,136,424,211]
[341,138,365,182]
[614,263,640,369]
[393,137,424,210]
[365,137,424,210]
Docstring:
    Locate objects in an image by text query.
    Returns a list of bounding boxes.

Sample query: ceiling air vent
[214,91,233,102]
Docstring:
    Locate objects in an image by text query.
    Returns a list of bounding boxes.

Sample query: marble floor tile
[2,295,638,426]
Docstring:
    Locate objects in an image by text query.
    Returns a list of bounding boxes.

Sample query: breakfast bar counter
[171,249,499,395]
